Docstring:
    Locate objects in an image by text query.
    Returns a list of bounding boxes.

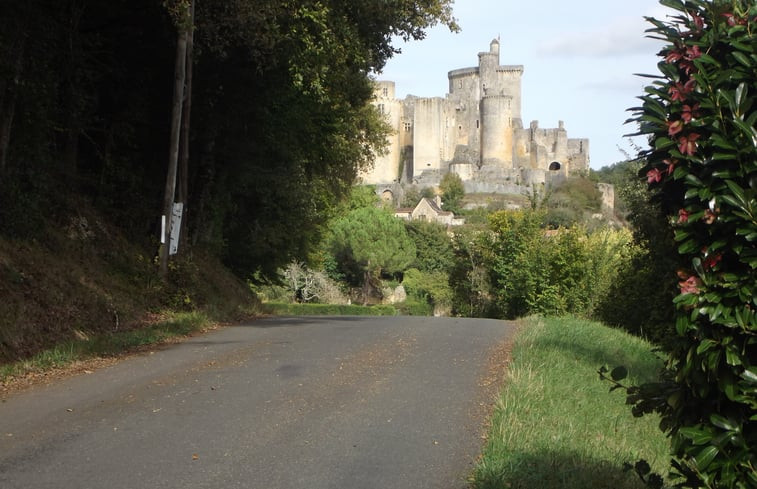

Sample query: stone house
[394,196,465,226]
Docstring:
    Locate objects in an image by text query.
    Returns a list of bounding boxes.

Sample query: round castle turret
[478,39,500,95]
[481,94,513,168]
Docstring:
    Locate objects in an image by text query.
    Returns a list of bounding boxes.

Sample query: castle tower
[480,94,513,168]
[478,39,500,95]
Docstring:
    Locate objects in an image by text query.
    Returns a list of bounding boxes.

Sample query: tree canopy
[0,0,457,279]
[329,206,416,298]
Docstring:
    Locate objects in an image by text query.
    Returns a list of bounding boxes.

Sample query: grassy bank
[262,301,435,316]
[472,316,669,489]
[263,302,398,316]
[0,312,217,384]
[1,200,263,370]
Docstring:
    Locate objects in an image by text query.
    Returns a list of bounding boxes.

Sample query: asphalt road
[0,315,515,489]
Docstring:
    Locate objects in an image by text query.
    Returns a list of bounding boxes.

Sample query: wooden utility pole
[159,0,192,279]
[177,0,195,252]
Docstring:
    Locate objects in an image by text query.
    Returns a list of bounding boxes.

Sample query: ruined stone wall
[567,138,590,173]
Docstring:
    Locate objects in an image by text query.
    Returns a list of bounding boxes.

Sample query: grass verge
[0,311,212,384]
[472,316,669,489]
[263,302,400,316]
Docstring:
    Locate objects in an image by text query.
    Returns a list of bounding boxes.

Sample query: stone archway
[548,161,562,171]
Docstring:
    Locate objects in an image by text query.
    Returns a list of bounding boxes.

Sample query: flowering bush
[626,0,757,486]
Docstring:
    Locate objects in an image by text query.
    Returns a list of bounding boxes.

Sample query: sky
[378,0,671,170]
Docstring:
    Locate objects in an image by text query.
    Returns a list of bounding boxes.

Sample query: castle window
[476,120,480,129]
[458,125,462,131]
[378,104,385,115]
[382,87,388,97]
[403,122,412,132]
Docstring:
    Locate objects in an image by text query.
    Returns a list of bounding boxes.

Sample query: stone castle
[361,39,590,196]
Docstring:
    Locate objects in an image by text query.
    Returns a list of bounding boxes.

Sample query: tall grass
[472,316,669,489]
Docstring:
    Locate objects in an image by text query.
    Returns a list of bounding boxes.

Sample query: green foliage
[543,176,603,228]
[439,172,465,213]
[400,186,436,208]
[449,227,495,318]
[486,209,549,318]
[594,161,679,345]
[404,220,455,273]
[402,268,453,311]
[622,2,757,486]
[481,210,638,320]
[329,206,416,294]
[345,185,380,211]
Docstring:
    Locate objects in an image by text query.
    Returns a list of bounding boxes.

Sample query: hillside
[0,200,259,364]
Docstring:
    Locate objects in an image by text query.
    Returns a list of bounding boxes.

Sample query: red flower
[667,119,684,136]
[646,168,663,184]
[679,275,702,295]
[681,104,700,123]
[690,12,705,30]
[723,13,746,26]
[670,79,696,102]
[678,133,700,155]
[665,49,685,64]
[685,45,702,60]
[664,158,678,175]
[678,208,690,223]
[703,252,722,270]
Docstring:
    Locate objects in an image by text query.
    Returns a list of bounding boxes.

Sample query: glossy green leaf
[694,445,719,470]
[732,51,752,67]
[742,367,757,384]
[696,339,718,354]
[680,426,713,445]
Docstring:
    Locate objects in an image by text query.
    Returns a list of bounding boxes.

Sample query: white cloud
[535,15,665,57]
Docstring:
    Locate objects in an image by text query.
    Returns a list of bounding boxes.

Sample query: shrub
[402,268,453,313]
[483,210,636,320]
[622,2,757,486]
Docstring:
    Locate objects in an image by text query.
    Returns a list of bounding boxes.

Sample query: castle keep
[362,39,590,194]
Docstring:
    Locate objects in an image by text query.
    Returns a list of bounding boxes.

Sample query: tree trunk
[159,5,190,279]
[62,0,85,184]
[177,0,195,253]
[0,35,25,178]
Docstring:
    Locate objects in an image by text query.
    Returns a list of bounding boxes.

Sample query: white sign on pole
[169,203,183,256]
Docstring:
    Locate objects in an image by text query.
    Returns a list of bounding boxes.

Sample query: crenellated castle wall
[361,39,590,190]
